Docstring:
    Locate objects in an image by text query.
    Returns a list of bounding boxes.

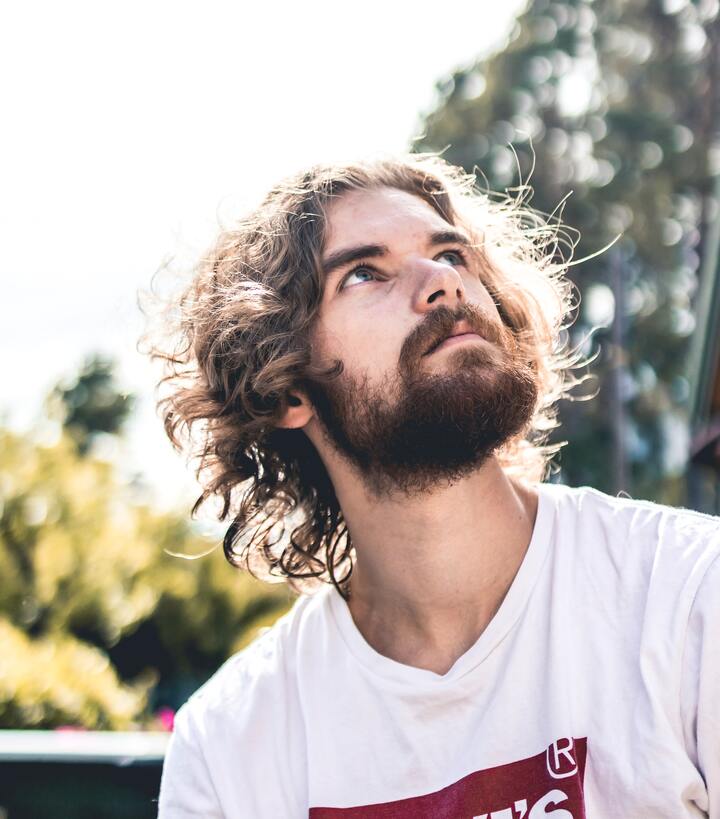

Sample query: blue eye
[437,249,466,266]
[340,266,377,290]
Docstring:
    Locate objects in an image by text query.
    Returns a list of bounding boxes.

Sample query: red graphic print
[310,737,587,818]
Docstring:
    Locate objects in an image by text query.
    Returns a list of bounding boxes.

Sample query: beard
[303,303,539,497]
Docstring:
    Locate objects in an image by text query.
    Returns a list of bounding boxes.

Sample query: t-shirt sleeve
[681,548,720,817]
[157,702,223,818]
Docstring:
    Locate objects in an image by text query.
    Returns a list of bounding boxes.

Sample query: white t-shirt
[158,482,720,818]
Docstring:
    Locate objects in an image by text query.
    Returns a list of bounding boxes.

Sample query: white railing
[0,730,169,764]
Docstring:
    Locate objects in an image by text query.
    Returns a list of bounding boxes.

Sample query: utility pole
[610,247,628,495]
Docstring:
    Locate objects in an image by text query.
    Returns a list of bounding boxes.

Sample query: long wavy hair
[142,153,585,595]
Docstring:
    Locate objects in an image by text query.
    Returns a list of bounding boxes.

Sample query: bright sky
[1,0,526,507]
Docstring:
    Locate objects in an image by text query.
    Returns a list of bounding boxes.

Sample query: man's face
[303,186,538,496]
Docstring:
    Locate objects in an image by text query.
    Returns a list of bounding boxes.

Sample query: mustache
[399,304,506,365]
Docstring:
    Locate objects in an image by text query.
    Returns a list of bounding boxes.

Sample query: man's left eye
[436,249,465,266]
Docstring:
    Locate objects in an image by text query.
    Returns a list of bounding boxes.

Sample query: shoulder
[542,481,720,561]
[160,589,332,815]
[182,597,310,719]
[540,482,720,617]
[543,480,719,529]
[179,588,327,735]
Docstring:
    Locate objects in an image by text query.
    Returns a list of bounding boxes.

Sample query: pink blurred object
[156,707,175,731]
[54,726,88,732]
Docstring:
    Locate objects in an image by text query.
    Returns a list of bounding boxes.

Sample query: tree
[47,354,135,455]
[416,0,720,502]
[0,423,292,729]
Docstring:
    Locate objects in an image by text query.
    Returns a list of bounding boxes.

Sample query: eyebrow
[321,229,472,281]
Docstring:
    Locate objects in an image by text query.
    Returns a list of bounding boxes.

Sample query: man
[155,155,719,817]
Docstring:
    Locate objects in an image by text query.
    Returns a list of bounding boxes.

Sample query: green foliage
[416,0,720,501]
[47,354,134,455]
[0,618,149,729]
[0,426,293,729]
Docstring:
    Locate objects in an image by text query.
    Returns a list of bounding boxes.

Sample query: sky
[1,0,527,508]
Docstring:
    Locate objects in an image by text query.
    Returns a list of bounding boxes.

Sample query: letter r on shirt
[546,737,578,779]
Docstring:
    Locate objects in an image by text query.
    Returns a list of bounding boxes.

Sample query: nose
[411,258,466,314]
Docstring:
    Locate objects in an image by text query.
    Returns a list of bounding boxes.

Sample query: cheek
[467,277,503,318]
[313,307,405,377]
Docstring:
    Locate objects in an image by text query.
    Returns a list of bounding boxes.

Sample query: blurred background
[1,0,719,812]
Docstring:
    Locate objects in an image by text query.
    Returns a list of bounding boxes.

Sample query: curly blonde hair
[143,153,582,594]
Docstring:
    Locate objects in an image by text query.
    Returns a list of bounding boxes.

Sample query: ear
[276,392,314,429]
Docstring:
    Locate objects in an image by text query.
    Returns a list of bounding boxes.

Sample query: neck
[331,457,539,675]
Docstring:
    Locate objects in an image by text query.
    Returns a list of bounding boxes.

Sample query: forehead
[322,187,453,253]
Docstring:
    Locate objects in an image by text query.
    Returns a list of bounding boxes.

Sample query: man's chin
[309,359,537,498]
